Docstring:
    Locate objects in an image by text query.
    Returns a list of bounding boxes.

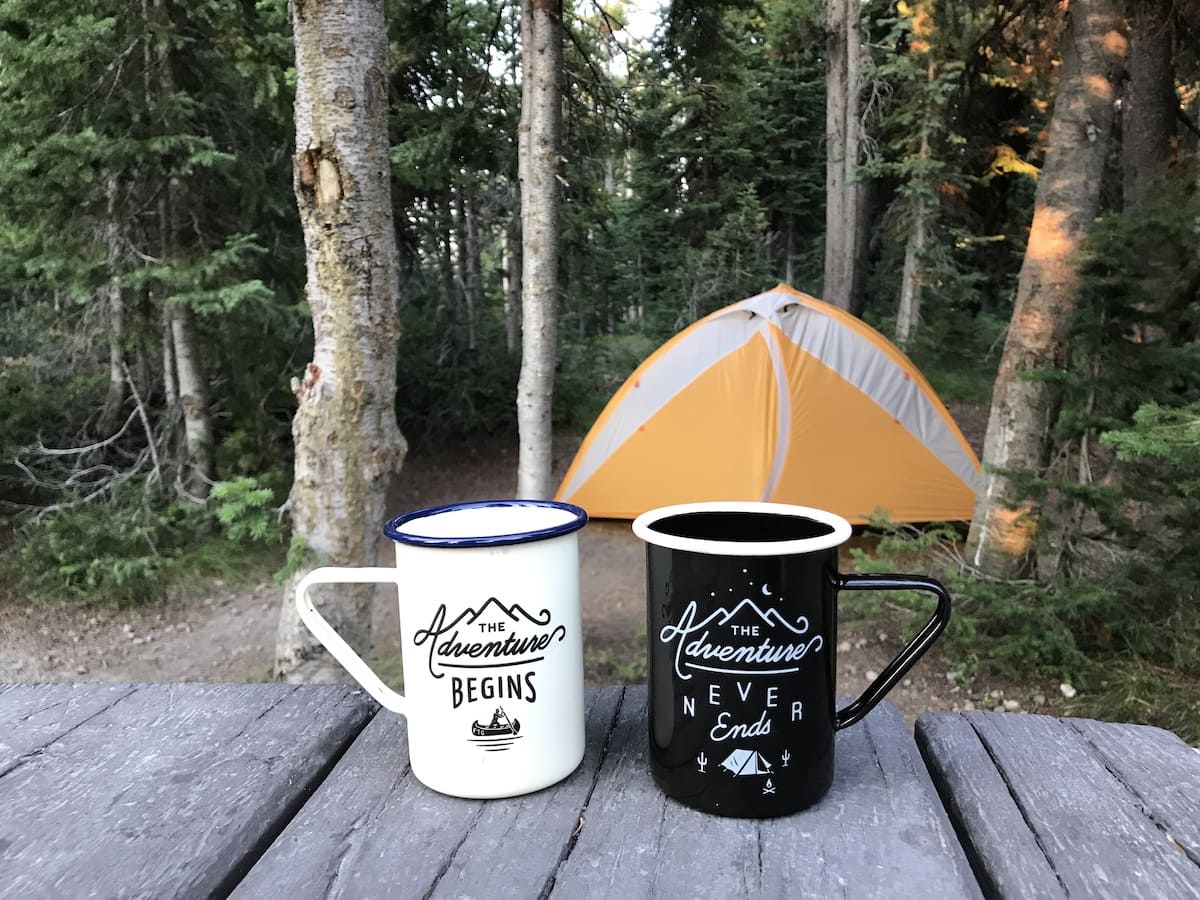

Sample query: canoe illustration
[472,706,521,737]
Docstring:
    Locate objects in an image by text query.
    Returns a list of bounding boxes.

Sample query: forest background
[1,0,1198,740]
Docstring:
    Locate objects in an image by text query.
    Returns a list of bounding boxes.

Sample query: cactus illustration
[781,749,791,767]
[697,751,708,773]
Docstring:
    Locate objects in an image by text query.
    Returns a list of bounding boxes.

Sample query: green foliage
[556,333,658,432]
[1069,664,1200,745]
[394,295,521,443]
[904,309,1006,403]
[2,481,288,606]
[275,532,319,586]
[850,521,1119,681]
[209,476,285,544]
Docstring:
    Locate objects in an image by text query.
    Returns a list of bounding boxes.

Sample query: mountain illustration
[436,596,553,634]
[692,598,810,636]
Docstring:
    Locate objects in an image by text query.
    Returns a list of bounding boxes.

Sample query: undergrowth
[0,475,287,607]
[848,519,1200,744]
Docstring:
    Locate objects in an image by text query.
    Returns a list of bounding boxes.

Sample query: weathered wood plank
[233,687,624,899]
[545,686,672,898]
[1069,718,1200,866]
[0,683,375,900]
[919,711,1200,899]
[548,688,980,899]
[430,687,624,899]
[0,682,138,777]
[757,702,981,899]
[916,712,1067,899]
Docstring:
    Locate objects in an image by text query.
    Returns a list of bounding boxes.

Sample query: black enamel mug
[632,501,951,818]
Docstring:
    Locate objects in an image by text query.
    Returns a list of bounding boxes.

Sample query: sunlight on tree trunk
[275,0,406,683]
[516,0,562,500]
[966,0,1128,578]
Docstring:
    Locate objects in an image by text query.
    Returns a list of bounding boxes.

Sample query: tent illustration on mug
[721,748,773,775]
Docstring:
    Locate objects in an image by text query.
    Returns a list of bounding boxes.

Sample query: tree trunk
[516,0,562,500]
[98,174,126,436]
[157,176,216,501]
[1122,0,1175,210]
[824,0,864,312]
[464,185,482,352]
[897,54,936,350]
[161,304,177,417]
[504,185,522,354]
[503,219,522,354]
[896,191,927,350]
[170,302,215,499]
[452,185,477,350]
[275,0,407,683]
[436,194,456,324]
[966,0,1128,578]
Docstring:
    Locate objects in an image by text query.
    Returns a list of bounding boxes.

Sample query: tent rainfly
[555,284,982,524]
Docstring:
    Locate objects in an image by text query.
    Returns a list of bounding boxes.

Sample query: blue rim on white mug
[384,499,589,548]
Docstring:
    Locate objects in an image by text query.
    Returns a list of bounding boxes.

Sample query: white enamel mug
[295,499,588,799]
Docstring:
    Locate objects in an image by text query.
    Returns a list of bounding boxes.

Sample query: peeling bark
[276,0,407,682]
[966,0,1128,578]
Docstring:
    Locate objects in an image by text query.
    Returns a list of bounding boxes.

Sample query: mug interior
[385,500,588,548]
[651,510,834,542]
[632,501,851,556]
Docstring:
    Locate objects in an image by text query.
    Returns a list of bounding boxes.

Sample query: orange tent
[555,284,981,523]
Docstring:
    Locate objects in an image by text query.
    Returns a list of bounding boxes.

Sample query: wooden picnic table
[1,682,1197,898]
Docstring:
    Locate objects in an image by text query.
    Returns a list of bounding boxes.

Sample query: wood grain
[548,689,980,899]
[0,682,374,900]
[234,687,624,899]
[918,711,1200,899]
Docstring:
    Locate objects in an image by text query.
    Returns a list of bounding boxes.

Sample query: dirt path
[0,414,1063,723]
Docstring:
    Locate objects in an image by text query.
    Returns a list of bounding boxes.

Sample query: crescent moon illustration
[761,584,773,597]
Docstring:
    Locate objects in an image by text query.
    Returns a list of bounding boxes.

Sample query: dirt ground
[0,406,1068,723]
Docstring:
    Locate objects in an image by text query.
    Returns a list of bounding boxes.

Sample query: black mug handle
[831,573,952,730]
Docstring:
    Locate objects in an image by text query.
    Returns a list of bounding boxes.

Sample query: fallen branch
[122,363,162,492]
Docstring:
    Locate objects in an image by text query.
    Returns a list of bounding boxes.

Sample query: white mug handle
[295,566,406,715]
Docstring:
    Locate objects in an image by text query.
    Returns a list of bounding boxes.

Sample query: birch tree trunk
[97,174,126,436]
[895,189,927,350]
[503,195,522,355]
[966,0,1127,578]
[275,0,406,682]
[157,175,216,500]
[823,0,864,313]
[170,302,215,499]
[161,306,177,419]
[516,0,562,500]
